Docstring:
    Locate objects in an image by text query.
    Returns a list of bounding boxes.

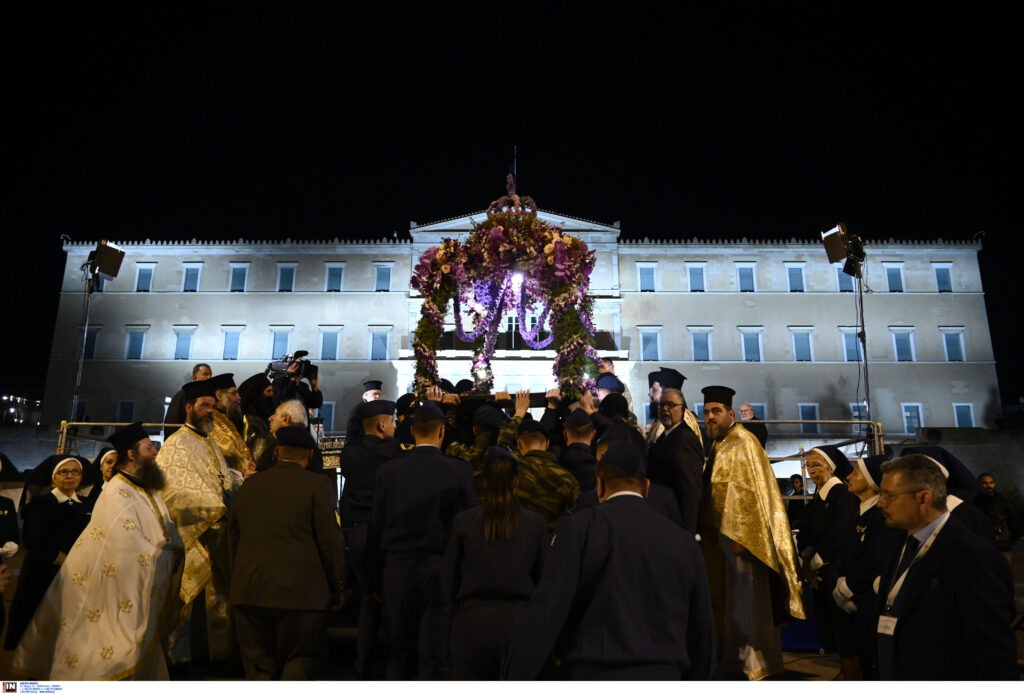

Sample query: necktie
[888,535,921,595]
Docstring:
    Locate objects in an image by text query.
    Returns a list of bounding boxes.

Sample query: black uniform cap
[275,425,317,449]
[517,418,550,439]
[595,373,625,393]
[209,373,235,391]
[107,422,151,456]
[455,379,474,394]
[700,385,736,409]
[599,440,646,477]
[358,400,396,420]
[395,393,417,416]
[413,402,445,423]
[653,368,686,390]
[182,379,218,401]
[473,405,507,430]
[598,393,629,419]
[363,380,383,392]
[563,409,593,429]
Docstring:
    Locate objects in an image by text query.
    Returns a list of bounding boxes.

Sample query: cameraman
[271,357,323,411]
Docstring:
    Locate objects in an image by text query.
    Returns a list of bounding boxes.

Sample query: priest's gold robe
[210,408,256,477]
[156,424,239,662]
[11,473,183,680]
[699,422,806,680]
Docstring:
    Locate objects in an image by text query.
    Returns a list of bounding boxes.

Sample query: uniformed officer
[558,408,598,492]
[503,440,716,680]
[365,402,476,680]
[338,399,402,678]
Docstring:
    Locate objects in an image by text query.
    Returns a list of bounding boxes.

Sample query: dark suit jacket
[227,461,346,611]
[742,416,768,449]
[874,515,1017,680]
[646,423,705,533]
[558,443,597,493]
[503,495,715,679]
[338,434,403,527]
[572,482,683,527]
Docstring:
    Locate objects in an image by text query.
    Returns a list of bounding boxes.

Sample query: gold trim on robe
[210,409,256,476]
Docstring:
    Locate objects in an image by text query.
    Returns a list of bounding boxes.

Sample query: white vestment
[11,474,182,680]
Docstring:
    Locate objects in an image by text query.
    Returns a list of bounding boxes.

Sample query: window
[637,262,657,292]
[84,326,101,359]
[901,403,923,434]
[739,326,763,362]
[370,329,390,360]
[840,328,862,362]
[325,263,345,292]
[890,327,915,362]
[173,326,196,360]
[637,327,662,361]
[117,401,135,423]
[277,263,296,292]
[836,266,854,292]
[884,263,904,292]
[182,263,202,292]
[953,403,975,428]
[850,402,868,433]
[320,327,340,360]
[688,326,712,361]
[749,404,767,419]
[222,327,242,360]
[940,327,965,362]
[318,402,336,432]
[933,263,953,293]
[374,263,392,292]
[790,327,814,362]
[735,262,757,292]
[230,263,249,292]
[693,402,704,419]
[125,327,147,360]
[799,403,820,434]
[785,262,805,292]
[687,263,706,292]
[270,327,293,359]
[135,263,155,292]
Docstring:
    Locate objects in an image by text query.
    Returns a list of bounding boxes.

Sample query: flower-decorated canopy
[411,180,601,400]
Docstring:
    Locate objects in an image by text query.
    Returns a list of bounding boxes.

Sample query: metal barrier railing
[56,420,175,456]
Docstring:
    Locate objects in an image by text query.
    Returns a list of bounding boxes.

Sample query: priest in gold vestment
[157,379,240,664]
[12,423,183,680]
[698,385,806,680]
[208,372,257,479]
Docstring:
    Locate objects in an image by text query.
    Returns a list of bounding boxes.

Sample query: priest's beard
[188,411,214,434]
[705,420,732,441]
[136,459,166,491]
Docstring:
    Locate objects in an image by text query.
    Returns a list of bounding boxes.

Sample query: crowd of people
[0,357,1020,681]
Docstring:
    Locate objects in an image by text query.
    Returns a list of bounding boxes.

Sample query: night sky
[2,4,1019,404]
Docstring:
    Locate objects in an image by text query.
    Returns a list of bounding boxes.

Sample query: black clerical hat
[275,425,317,449]
[599,440,646,477]
[182,379,218,401]
[595,373,625,393]
[598,393,629,419]
[363,380,383,392]
[473,405,506,430]
[358,400,396,419]
[413,402,445,423]
[700,385,736,409]
[209,373,235,391]
[647,370,660,388]
[107,422,151,456]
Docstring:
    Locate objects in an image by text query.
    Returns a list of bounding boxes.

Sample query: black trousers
[381,553,448,680]
[233,605,327,680]
[344,523,381,675]
[568,662,682,680]
[450,599,527,680]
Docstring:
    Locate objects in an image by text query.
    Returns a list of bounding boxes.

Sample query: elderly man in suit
[227,426,346,680]
[874,454,1016,680]
[646,387,705,534]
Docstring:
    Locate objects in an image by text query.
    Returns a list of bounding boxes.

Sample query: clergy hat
[209,373,236,391]
[275,425,317,449]
[182,379,218,401]
[107,422,151,456]
[598,440,646,477]
[412,402,445,423]
[700,385,736,409]
[455,379,474,394]
[564,409,593,429]
[473,405,506,430]
[358,400,396,420]
[396,393,417,417]
[595,373,625,393]
[363,380,383,392]
[654,368,686,390]
[856,453,886,492]
[517,418,550,439]
[901,445,983,495]
[598,393,629,419]
[810,445,852,478]
[647,370,660,388]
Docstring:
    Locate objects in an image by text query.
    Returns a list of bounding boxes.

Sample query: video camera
[265,350,319,381]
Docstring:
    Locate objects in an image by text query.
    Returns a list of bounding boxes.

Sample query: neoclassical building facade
[43,210,997,447]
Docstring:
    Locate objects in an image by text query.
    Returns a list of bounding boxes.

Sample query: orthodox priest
[697,385,805,680]
[208,372,256,479]
[11,422,183,680]
[157,378,240,665]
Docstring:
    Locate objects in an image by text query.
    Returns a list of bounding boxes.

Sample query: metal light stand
[69,267,98,423]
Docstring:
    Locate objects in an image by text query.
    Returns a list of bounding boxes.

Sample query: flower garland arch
[410,188,601,400]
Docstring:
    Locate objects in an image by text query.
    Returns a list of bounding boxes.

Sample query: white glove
[832,576,858,613]
[0,541,19,559]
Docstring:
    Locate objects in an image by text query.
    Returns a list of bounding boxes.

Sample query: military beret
[563,409,593,429]
[517,418,550,439]
[473,405,507,430]
[413,402,445,423]
[358,400,396,420]
[700,385,735,409]
[810,445,852,478]
[363,380,383,392]
[599,440,646,477]
[107,421,151,456]
[599,393,630,419]
[275,425,317,449]
[595,373,625,393]
[182,379,218,400]
[209,373,235,391]
[653,368,686,390]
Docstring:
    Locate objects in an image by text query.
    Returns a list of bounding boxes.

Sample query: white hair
[277,399,308,426]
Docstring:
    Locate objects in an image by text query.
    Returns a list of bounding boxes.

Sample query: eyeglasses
[878,489,921,503]
[661,402,683,410]
[55,469,82,477]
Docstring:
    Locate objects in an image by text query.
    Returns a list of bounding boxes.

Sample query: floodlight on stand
[87,239,125,281]
[821,223,866,278]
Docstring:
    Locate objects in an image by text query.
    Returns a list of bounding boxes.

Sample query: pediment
[410,209,621,245]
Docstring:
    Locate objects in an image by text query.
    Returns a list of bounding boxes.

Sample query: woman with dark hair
[443,447,549,679]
